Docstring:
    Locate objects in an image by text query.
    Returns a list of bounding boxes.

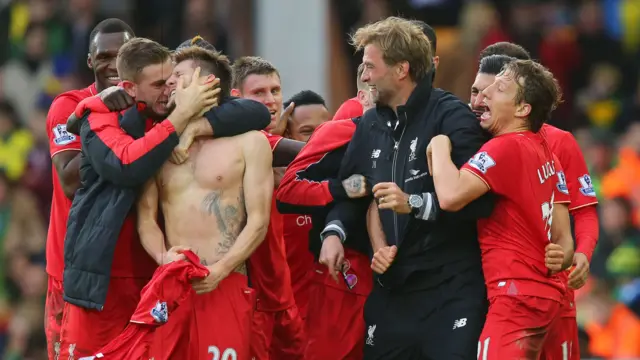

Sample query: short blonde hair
[174,46,232,97]
[350,17,432,82]
[117,38,172,82]
[231,56,280,90]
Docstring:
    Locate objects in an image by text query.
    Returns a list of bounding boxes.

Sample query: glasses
[341,259,358,290]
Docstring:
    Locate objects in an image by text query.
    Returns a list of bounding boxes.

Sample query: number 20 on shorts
[208,346,237,360]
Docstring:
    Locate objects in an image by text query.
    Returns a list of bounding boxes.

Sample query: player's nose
[474,93,485,108]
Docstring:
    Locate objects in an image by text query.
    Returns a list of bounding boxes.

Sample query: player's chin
[153,102,170,117]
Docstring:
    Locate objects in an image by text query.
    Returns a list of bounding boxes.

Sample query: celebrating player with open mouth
[429,59,574,359]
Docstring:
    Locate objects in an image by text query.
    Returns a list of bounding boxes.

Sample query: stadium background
[0,0,639,358]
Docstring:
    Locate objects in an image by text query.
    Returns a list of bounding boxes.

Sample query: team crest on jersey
[151,300,168,323]
[467,152,496,174]
[578,174,596,197]
[408,137,418,161]
[556,171,569,195]
[52,124,76,145]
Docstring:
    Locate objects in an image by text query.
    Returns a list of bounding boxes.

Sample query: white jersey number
[561,341,572,360]
[477,337,490,360]
[541,192,555,241]
[208,346,237,360]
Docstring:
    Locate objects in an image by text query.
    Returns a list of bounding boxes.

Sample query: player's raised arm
[137,179,168,265]
[215,132,273,273]
[276,121,352,215]
[272,138,305,167]
[78,107,179,187]
[434,104,495,219]
[430,135,490,211]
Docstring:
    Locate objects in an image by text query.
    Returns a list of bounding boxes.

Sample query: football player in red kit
[44,18,134,360]
[276,79,376,358]
[230,56,306,359]
[427,60,574,359]
[474,43,600,360]
[279,90,330,321]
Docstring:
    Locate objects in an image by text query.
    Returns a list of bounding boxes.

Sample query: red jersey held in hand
[46,83,97,280]
[461,131,567,302]
[248,132,296,311]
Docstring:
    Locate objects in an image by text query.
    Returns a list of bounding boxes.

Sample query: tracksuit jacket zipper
[391,112,407,244]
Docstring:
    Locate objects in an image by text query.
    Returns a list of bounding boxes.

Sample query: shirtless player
[137,46,273,360]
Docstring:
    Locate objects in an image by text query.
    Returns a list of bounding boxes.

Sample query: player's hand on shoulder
[99,86,135,111]
[568,252,589,289]
[319,235,345,283]
[342,174,368,198]
[373,182,410,214]
[162,245,191,264]
[192,262,229,294]
[371,245,397,274]
[270,102,294,136]
[170,123,199,164]
[544,243,565,275]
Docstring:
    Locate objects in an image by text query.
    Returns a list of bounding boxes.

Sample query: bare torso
[157,134,248,272]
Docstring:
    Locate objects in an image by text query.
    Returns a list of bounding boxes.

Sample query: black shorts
[363,267,487,360]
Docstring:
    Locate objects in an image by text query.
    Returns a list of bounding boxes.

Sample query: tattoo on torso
[201,187,247,263]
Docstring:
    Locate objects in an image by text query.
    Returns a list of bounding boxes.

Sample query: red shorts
[45,276,65,359]
[304,280,367,360]
[540,316,579,360]
[150,273,255,360]
[59,277,148,358]
[478,295,561,360]
[250,305,306,359]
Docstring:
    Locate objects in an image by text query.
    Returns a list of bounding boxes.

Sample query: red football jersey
[282,214,314,310]
[87,251,209,360]
[332,97,363,121]
[541,124,598,211]
[541,123,598,317]
[462,131,567,302]
[46,83,97,280]
[248,132,296,311]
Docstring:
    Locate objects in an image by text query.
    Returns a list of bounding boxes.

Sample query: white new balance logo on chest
[452,318,467,330]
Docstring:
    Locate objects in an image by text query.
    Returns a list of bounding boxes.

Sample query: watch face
[409,194,423,208]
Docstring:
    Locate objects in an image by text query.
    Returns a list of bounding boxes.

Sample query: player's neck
[495,121,529,136]
[95,79,107,93]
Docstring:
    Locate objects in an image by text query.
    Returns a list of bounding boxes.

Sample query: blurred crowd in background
[0,0,639,359]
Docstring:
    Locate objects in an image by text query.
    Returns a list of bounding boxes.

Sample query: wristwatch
[408,194,423,215]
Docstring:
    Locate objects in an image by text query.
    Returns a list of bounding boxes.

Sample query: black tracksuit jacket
[328,76,495,291]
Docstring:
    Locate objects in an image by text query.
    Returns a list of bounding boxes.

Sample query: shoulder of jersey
[52,88,92,104]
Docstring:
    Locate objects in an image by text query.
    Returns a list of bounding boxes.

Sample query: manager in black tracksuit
[322,17,494,360]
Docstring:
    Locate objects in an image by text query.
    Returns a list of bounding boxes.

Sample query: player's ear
[396,61,410,81]
[433,56,440,70]
[121,81,136,98]
[515,103,531,118]
[87,53,93,70]
[230,88,241,97]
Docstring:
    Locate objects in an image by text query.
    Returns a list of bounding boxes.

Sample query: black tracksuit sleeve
[322,119,371,241]
[435,103,495,220]
[204,97,270,137]
[79,112,178,187]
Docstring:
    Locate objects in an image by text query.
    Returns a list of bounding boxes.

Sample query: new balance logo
[452,318,467,330]
[371,149,381,159]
